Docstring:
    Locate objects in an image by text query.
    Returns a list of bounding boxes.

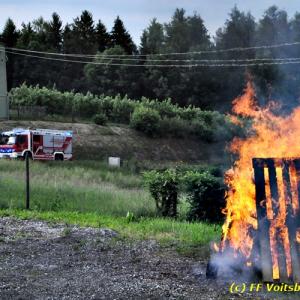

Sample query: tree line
[1,6,300,112]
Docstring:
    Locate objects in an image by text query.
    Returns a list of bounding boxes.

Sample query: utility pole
[0,45,8,119]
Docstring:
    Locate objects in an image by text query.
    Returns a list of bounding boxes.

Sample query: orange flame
[221,81,300,280]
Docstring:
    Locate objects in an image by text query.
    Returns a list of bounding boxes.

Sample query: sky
[0,0,299,45]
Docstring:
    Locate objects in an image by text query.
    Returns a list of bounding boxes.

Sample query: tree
[253,6,292,102]
[47,12,63,51]
[60,11,97,91]
[62,24,75,52]
[0,18,19,90]
[17,22,34,48]
[214,7,256,110]
[140,18,164,55]
[72,10,97,54]
[215,6,256,57]
[143,9,215,107]
[164,8,190,53]
[187,13,211,50]
[95,20,111,52]
[84,45,143,97]
[256,6,291,47]
[0,18,19,47]
[291,12,300,42]
[110,16,136,54]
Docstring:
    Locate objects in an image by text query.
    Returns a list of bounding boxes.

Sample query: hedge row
[143,167,226,222]
[9,84,240,140]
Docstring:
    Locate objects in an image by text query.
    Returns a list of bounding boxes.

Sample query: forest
[1,5,300,112]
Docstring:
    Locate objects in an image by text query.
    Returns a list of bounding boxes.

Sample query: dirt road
[0,217,269,299]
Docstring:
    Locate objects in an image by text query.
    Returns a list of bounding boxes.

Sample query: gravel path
[0,217,272,299]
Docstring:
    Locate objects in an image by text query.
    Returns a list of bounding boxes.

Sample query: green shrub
[93,113,108,125]
[97,96,114,118]
[130,106,161,136]
[159,116,190,138]
[111,96,135,123]
[178,106,201,120]
[142,98,179,118]
[183,171,225,223]
[190,119,214,142]
[9,84,237,142]
[144,169,179,218]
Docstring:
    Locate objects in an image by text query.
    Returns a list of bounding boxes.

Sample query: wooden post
[25,153,30,209]
[267,159,288,282]
[294,159,300,282]
[285,159,300,282]
[253,158,273,282]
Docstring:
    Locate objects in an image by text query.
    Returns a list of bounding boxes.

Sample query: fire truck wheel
[54,154,64,161]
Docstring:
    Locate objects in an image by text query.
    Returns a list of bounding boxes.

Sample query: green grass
[0,159,154,217]
[0,209,221,247]
[0,159,222,249]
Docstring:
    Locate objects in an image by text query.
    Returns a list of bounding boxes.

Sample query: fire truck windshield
[7,136,16,145]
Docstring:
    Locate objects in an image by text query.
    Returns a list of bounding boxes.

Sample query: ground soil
[0,217,280,300]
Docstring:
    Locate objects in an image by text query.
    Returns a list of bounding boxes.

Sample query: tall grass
[0,160,154,217]
[0,159,222,248]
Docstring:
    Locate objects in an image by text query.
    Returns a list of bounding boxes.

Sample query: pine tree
[0,18,19,47]
[214,7,256,109]
[17,22,34,48]
[164,8,189,52]
[0,18,19,90]
[215,6,256,54]
[110,16,136,54]
[95,20,111,52]
[72,10,97,54]
[187,13,211,49]
[47,12,63,51]
[140,18,164,55]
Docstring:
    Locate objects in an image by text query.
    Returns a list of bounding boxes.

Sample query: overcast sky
[0,0,299,45]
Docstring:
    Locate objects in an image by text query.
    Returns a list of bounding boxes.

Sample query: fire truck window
[7,136,16,145]
[33,135,41,142]
[16,135,26,144]
[1,136,9,145]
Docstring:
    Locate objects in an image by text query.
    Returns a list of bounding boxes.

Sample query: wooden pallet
[253,158,300,283]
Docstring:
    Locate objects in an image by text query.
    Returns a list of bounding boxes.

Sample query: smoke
[207,246,261,282]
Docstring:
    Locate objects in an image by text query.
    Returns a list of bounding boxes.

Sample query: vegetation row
[10,84,239,140]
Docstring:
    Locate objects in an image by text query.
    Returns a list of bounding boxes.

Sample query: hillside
[0,120,230,166]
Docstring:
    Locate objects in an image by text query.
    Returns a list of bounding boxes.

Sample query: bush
[142,98,179,118]
[143,169,179,218]
[111,96,135,124]
[93,113,108,125]
[183,171,225,223]
[130,106,161,136]
[9,84,237,142]
[190,119,214,142]
[159,116,190,138]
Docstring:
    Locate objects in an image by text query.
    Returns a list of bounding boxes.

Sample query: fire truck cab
[0,128,72,161]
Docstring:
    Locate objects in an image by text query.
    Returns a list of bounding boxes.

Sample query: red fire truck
[0,128,72,160]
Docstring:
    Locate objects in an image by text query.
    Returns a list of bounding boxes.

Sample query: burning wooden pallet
[253,158,300,283]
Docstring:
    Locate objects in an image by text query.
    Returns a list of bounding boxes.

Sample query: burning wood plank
[252,158,273,282]
[253,158,300,283]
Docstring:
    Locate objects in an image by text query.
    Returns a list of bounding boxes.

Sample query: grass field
[0,159,154,216]
[0,159,221,248]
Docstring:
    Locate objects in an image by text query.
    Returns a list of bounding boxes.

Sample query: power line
[2,41,300,59]
[3,49,300,68]
[2,47,300,64]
